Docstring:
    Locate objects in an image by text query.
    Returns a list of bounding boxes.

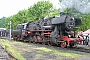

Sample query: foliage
[48,9,60,17]
[27,0,53,21]
[5,9,28,29]
[0,17,6,28]
[59,0,62,2]
[5,0,59,29]
[79,14,90,31]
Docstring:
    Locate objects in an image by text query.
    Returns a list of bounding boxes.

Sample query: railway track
[20,40,90,55]
[45,44,90,54]
[0,38,18,60]
[30,42,90,54]
[70,46,90,53]
[0,44,7,60]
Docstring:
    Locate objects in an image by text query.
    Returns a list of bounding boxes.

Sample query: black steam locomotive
[11,12,84,48]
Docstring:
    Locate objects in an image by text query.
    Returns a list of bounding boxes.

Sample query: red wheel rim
[61,42,67,48]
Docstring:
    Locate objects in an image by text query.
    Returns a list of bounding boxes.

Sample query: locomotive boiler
[11,12,84,48]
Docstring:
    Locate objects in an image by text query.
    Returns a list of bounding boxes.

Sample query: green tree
[79,14,90,31]
[5,0,60,29]
[0,17,6,28]
[5,9,28,29]
[48,9,60,17]
[59,0,62,2]
[27,0,53,21]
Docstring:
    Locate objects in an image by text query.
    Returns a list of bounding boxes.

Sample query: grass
[10,40,32,46]
[0,40,26,60]
[36,47,82,58]
[36,54,42,57]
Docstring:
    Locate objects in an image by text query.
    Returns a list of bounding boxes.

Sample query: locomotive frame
[11,12,84,48]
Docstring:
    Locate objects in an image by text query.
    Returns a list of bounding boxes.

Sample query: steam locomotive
[11,12,84,48]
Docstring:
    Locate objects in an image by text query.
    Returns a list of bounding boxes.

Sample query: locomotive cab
[16,23,29,34]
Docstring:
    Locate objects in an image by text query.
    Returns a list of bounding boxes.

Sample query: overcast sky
[0,0,60,18]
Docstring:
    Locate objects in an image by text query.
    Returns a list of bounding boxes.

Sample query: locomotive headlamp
[28,31,31,34]
[71,17,74,21]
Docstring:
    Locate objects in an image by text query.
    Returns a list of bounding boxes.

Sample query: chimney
[60,12,65,16]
